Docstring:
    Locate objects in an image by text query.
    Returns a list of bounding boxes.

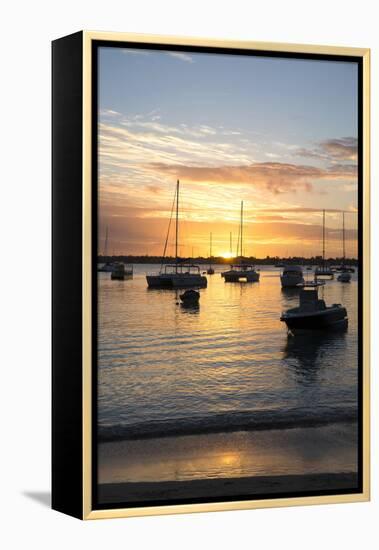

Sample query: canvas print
[95,45,361,507]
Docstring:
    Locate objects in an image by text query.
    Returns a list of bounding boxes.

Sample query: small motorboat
[98,261,118,273]
[337,270,351,283]
[179,289,200,305]
[207,267,215,275]
[280,265,304,288]
[111,263,133,280]
[280,284,348,333]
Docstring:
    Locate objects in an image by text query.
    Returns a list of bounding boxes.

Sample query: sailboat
[222,201,260,282]
[207,233,215,275]
[315,210,334,279]
[98,226,118,272]
[146,180,207,289]
[337,212,351,282]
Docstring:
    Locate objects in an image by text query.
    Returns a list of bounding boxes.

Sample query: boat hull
[224,271,260,282]
[280,275,304,288]
[146,274,207,289]
[315,269,334,280]
[281,307,348,333]
[337,273,351,283]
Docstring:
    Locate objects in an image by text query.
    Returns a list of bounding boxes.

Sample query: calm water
[98,264,358,440]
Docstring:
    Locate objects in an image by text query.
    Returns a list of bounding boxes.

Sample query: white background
[1,0,377,548]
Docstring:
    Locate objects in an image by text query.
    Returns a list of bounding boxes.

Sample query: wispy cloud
[100,109,122,117]
[122,48,150,56]
[296,137,358,162]
[146,161,357,195]
[166,52,194,63]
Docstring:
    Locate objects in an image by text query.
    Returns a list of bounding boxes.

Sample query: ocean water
[97,264,359,441]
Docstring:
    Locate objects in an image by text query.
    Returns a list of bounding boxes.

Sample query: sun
[220,251,234,259]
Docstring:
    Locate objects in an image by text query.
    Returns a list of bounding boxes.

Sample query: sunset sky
[98,46,358,259]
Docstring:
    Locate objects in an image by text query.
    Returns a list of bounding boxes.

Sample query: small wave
[98,407,357,442]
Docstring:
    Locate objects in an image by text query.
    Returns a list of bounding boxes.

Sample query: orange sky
[98,48,358,259]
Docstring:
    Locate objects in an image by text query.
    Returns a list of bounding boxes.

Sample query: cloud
[297,137,358,162]
[122,49,150,56]
[98,121,255,175]
[100,109,122,117]
[259,207,351,214]
[166,52,194,63]
[145,161,357,194]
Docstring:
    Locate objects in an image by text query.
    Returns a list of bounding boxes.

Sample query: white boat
[280,284,348,334]
[337,212,351,283]
[146,180,207,289]
[280,265,305,288]
[222,201,259,283]
[315,210,334,280]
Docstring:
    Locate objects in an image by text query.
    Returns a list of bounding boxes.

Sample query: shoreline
[98,411,358,442]
[98,472,359,504]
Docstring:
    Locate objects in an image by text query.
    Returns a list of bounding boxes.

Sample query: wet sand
[99,424,358,485]
[98,472,358,505]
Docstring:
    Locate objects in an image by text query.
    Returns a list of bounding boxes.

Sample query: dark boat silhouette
[280,284,348,333]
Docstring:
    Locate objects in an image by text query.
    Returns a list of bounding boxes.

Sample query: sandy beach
[97,423,358,505]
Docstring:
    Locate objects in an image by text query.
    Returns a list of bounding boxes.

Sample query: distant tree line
[98,254,358,266]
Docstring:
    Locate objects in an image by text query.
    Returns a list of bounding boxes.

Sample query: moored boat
[179,289,200,304]
[111,262,133,280]
[98,261,118,273]
[207,232,215,274]
[147,263,207,288]
[146,180,207,289]
[337,270,351,283]
[280,284,348,334]
[315,210,334,280]
[224,264,260,282]
[280,265,304,288]
[221,201,259,283]
[337,212,351,283]
[98,226,118,272]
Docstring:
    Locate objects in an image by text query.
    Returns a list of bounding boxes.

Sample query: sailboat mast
[104,225,109,257]
[175,179,179,273]
[230,232,232,256]
[342,211,345,261]
[322,209,325,266]
[210,232,212,258]
[240,201,243,258]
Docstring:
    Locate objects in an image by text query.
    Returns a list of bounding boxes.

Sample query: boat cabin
[299,288,326,312]
[162,263,202,275]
